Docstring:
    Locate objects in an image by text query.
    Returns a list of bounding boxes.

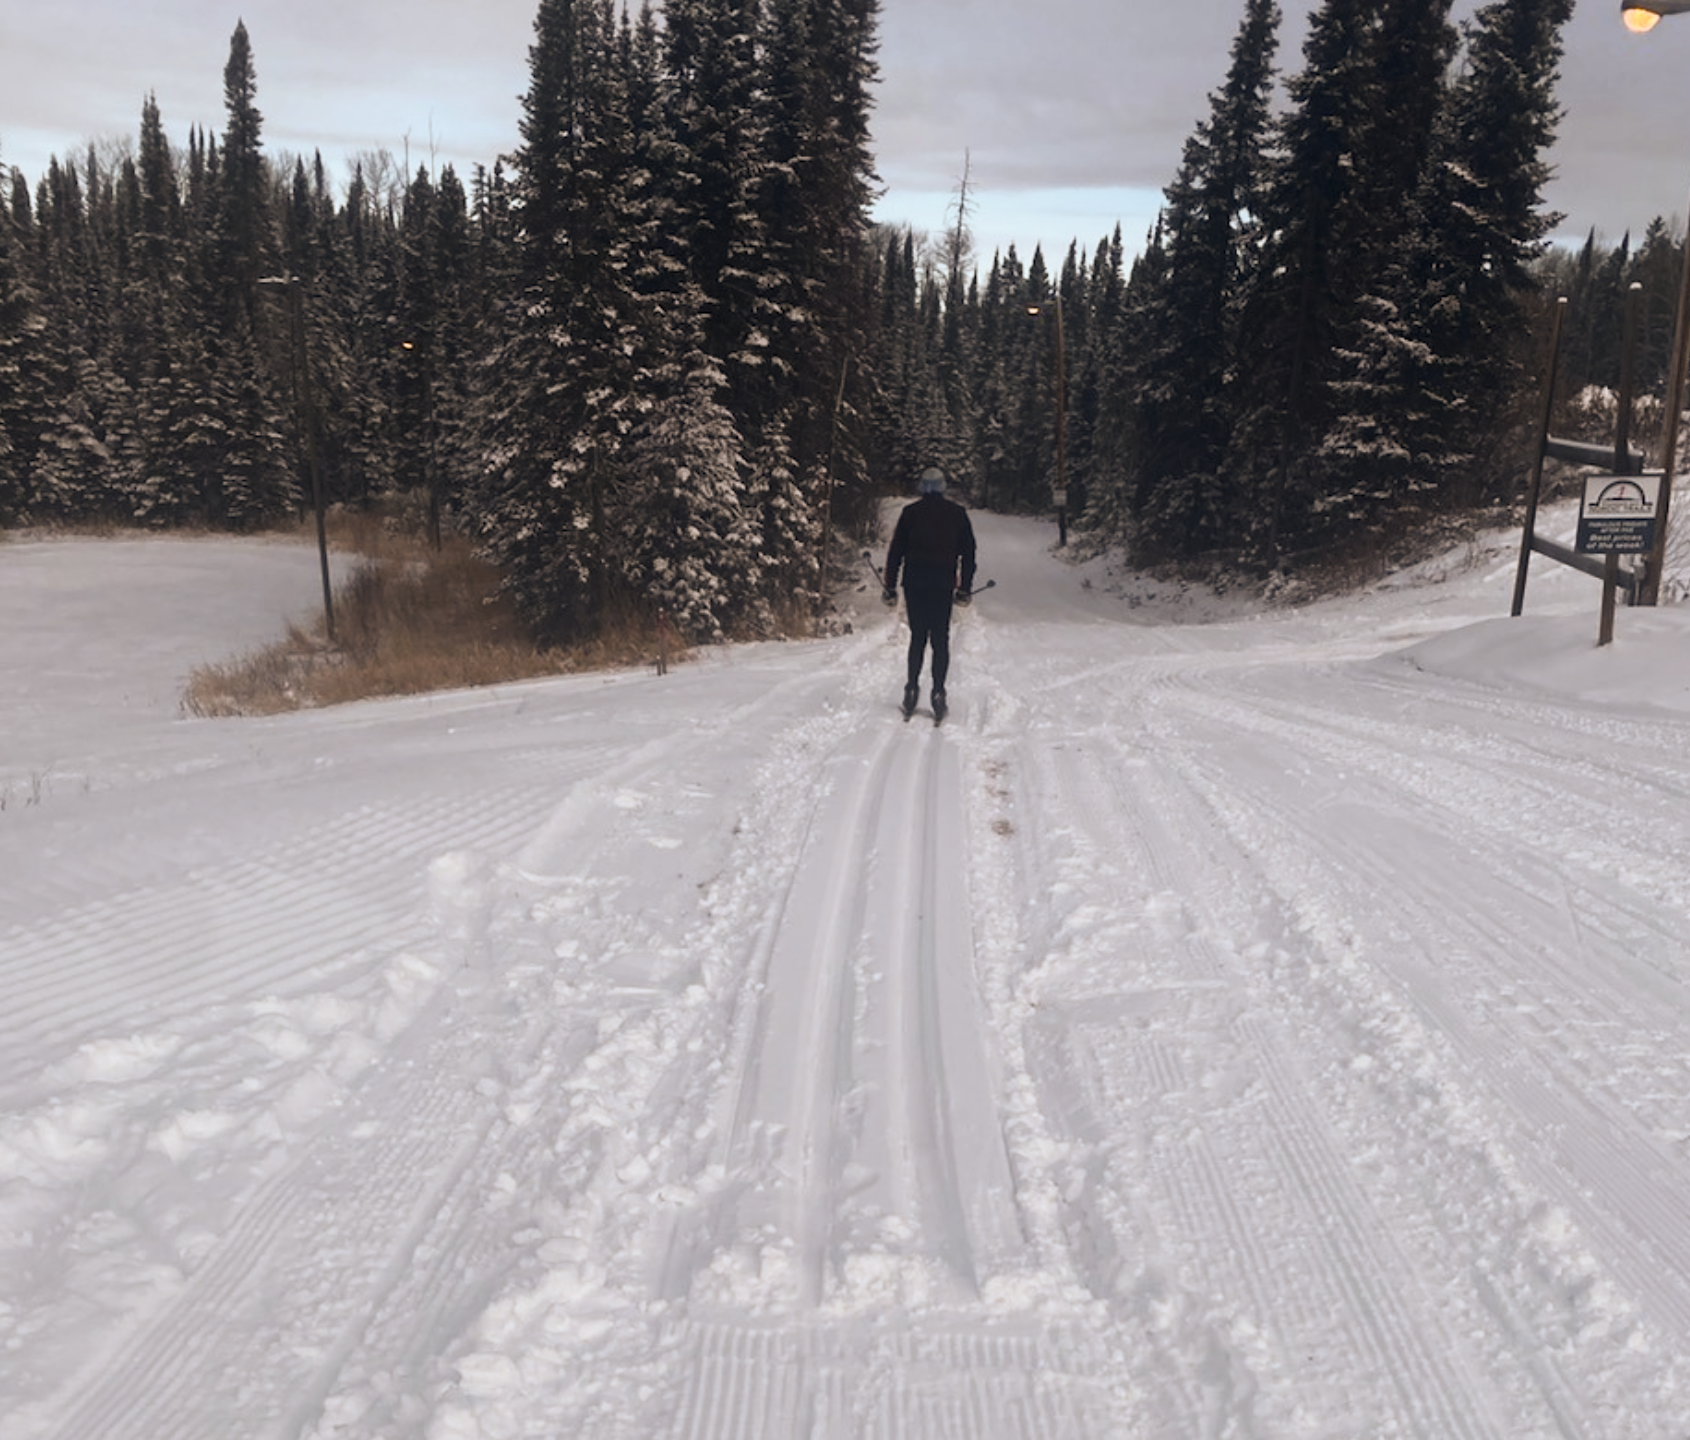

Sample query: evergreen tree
[0,163,45,520]
[662,0,770,422]
[218,21,271,328]
[1130,0,1279,557]
[128,94,196,522]
[1229,0,1455,561]
[479,0,683,640]
[1406,0,1575,508]
[1076,226,1133,543]
[756,0,881,573]
[395,164,442,531]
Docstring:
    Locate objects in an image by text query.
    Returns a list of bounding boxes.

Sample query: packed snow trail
[4,513,1690,1438]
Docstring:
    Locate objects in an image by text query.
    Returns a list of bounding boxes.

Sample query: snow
[6,505,1690,1438]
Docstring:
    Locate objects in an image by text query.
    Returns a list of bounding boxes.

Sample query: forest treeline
[1,0,1685,644]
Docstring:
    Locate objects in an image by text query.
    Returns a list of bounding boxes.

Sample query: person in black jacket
[883,466,977,720]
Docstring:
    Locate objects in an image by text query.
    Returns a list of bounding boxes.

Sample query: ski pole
[964,579,995,597]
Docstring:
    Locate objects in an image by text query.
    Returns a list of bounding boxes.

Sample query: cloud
[4,0,1690,264]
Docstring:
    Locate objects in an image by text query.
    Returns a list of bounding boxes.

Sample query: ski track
[959,604,1690,1438]
[1158,673,1690,1351]
[999,704,1498,1437]
[650,626,1116,1438]
[11,520,1690,1438]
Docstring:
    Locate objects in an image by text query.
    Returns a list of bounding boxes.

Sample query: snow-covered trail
[5,515,1690,1438]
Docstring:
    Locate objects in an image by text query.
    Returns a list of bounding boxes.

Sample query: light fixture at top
[1622,0,1690,30]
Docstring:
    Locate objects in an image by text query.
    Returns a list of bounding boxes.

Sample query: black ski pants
[904,587,955,691]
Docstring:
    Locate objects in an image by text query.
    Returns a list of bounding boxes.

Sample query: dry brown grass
[183,508,688,716]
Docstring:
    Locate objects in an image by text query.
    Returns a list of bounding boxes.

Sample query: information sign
[1577,473,1661,555]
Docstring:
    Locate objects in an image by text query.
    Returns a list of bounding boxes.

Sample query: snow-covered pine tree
[203,24,297,527]
[394,164,443,532]
[624,346,762,640]
[127,95,184,521]
[1066,234,1128,532]
[217,21,272,333]
[0,163,46,522]
[479,0,691,642]
[146,330,230,525]
[1228,0,1456,562]
[26,159,110,520]
[754,0,879,592]
[217,326,296,528]
[1076,227,1133,545]
[1308,0,1459,540]
[661,0,772,424]
[865,228,925,490]
[1129,0,1278,559]
[327,161,404,508]
[1407,0,1575,509]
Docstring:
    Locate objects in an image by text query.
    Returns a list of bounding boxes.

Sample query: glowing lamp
[1622,0,1690,29]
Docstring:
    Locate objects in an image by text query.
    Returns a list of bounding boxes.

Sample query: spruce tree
[1410,0,1575,507]
[1131,0,1279,557]
[756,0,880,579]
[218,21,271,328]
[0,164,45,521]
[662,0,770,422]
[1229,0,1455,561]
[480,0,693,641]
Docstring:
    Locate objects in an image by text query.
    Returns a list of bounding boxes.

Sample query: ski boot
[901,682,919,720]
[931,687,947,724]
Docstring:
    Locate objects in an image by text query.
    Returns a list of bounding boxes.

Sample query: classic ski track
[669,1316,1116,1440]
[722,716,901,1303]
[1159,682,1690,1349]
[663,668,1102,1437]
[28,537,1690,1439]
[1018,714,1506,1437]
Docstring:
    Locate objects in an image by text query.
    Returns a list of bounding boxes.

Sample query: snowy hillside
[5,510,1690,1439]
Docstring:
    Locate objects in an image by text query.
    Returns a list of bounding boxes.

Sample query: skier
[882,465,977,721]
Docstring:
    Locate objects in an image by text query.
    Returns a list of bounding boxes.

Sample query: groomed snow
[4,505,1690,1439]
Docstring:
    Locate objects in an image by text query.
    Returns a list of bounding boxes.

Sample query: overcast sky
[4,0,1690,268]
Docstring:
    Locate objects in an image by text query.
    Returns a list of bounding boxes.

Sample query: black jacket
[885,494,977,595]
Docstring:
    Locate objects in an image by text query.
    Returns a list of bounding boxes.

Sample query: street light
[259,274,336,641]
[1620,0,1690,603]
[398,337,442,551]
[1623,0,1690,31]
[1025,297,1069,546]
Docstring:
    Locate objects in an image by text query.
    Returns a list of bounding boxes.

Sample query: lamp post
[259,274,335,641]
[1025,297,1069,547]
[399,337,442,551]
[1622,0,1690,603]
